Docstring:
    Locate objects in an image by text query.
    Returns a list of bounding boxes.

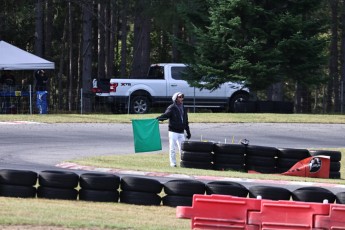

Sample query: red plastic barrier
[314,204,345,229]
[176,194,261,229]
[248,200,330,229]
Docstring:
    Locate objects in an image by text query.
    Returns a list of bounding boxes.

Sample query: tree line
[0,0,344,113]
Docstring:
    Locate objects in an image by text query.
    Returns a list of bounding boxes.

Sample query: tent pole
[29,85,32,115]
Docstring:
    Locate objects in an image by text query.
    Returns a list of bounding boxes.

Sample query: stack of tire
[37,170,79,200]
[245,145,278,173]
[120,176,162,206]
[309,150,342,179]
[206,181,248,197]
[292,186,336,203]
[79,173,120,202]
[180,141,214,170]
[249,185,291,201]
[213,143,246,172]
[276,148,311,173]
[162,179,205,207]
[0,169,37,198]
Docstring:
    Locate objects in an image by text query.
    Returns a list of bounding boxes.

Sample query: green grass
[0,113,344,123]
[0,197,189,230]
[70,149,345,185]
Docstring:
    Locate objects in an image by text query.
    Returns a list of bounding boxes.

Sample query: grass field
[0,113,344,229]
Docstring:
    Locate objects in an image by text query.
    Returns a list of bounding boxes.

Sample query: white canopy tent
[0,40,55,70]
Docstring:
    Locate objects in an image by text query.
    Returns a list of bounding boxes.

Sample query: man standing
[157,92,191,167]
[35,70,49,114]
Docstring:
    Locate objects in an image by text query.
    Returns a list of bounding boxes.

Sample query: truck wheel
[130,96,150,114]
[228,93,249,112]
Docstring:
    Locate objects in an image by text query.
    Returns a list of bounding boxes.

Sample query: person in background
[35,70,49,114]
[35,70,48,91]
[157,92,191,167]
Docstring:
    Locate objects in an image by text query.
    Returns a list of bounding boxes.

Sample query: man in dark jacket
[157,92,191,167]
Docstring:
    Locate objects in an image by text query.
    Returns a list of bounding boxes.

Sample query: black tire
[120,191,161,206]
[37,186,78,200]
[213,163,246,172]
[130,95,150,114]
[38,170,79,189]
[213,144,246,155]
[181,141,214,152]
[162,195,193,207]
[246,145,278,157]
[291,186,336,203]
[246,155,276,167]
[336,192,345,204]
[277,148,310,159]
[249,185,291,201]
[79,189,119,202]
[330,161,341,172]
[309,150,341,162]
[330,171,341,179]
[206,181,248,197]
[0,184,36,198]
[79,173,120,190]
[181,151,213,162]
[276,157,299,169]
[120,176,162,193]
[228,92,249,112]
[214,153,245,164]
[180,160,213,170]
[163,179,205,196]
[0,169,38,186]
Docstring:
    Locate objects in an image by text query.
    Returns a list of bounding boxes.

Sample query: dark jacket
[35,71,49,91]
[157,103,190,134]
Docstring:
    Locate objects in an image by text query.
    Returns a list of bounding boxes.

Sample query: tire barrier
[37,170,79,200]
[0,169,37,198]
[79,173,120,202]
[1,169,345,210]
[310,150,342,179]
[181,141,214,170]
[234,100,294,113]
[177,194,345,229]
[213,143,246,171]
[276,148,311,173]
[162,179,205,207]
[120,176,162,206]
[180,141,342,179]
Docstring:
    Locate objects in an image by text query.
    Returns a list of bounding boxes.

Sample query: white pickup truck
[92,63,249,114]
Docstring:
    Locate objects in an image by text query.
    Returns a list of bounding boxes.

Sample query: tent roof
[0,41,55,70]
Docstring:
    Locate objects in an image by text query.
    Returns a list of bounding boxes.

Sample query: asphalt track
[0,122,344,193]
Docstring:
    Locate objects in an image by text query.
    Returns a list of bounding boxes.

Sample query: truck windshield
[147,66,164,79]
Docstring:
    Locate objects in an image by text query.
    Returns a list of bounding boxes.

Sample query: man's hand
[186,131,191,139]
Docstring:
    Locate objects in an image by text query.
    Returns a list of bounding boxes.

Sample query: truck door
[166,66,194,103]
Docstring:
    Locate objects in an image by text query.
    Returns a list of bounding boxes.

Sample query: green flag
[132,118,162,153]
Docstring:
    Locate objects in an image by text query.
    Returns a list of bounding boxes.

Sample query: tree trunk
[327,0,339,112]
[81,0,93,113]
[341,0,345,113]
[131,0,151,78]
[68,0,74,112]
[35,0,44,57]
[97,1,106,80]
[120,0,128,77]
